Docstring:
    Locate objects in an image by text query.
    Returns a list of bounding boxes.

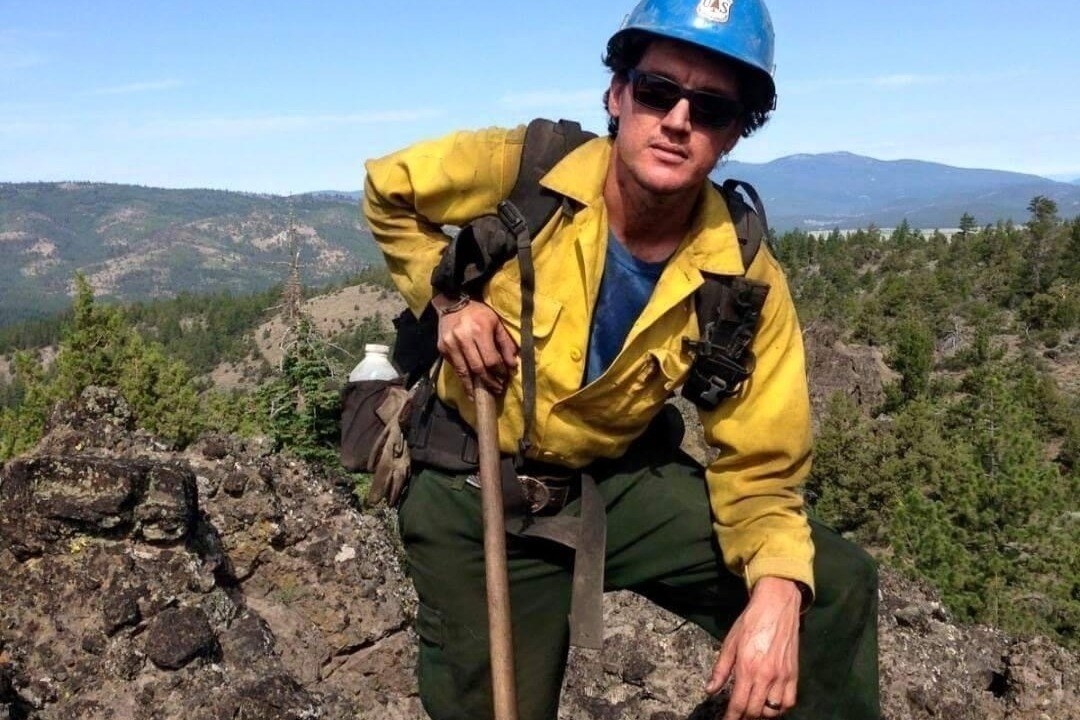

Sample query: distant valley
[0,182,379,326]
[3,152,1079,326]
[715,152,1080,230]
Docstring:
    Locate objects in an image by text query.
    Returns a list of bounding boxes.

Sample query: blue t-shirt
[584,232,667,385]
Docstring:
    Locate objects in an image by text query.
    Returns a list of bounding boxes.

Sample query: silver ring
[764,699,783,711]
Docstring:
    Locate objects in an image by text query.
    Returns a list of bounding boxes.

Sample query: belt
[466,466,577,515]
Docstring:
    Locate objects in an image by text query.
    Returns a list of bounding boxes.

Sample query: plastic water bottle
[348,343,399,382]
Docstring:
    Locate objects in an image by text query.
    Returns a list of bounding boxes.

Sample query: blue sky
[2,0,1078,194]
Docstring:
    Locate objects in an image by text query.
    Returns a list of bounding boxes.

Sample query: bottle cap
[364,343,390,354]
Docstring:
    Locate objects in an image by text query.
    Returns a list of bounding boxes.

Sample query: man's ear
[721,122,744,154]
[607,77,626,120]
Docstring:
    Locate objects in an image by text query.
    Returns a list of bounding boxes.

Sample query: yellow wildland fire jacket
[363,125,815,595]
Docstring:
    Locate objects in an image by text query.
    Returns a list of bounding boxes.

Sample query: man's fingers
[443,346,475,397]
[721,674,752,720]
[781,675,798,711]
[746,679,778,719]
[453,337,500,390]
[706,641,735,695]
[436,303,515,394]
[494,322,519,369]
[474,331,510,381]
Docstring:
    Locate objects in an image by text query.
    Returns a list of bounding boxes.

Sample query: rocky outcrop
[1,389,416,719]
[804,322,898,421]
[1,388,1077,719]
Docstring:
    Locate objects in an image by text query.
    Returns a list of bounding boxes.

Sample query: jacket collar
[540,136,745,277]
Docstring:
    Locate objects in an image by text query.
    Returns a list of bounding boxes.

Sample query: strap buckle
[497,200,529,237]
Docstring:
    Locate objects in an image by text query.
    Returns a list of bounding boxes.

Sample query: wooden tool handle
[474,385,519,720]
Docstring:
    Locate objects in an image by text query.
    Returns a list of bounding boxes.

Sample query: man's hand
[432,295,518,397]
[706,577,802,719]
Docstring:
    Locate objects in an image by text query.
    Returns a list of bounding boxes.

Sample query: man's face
[608,38,743,198]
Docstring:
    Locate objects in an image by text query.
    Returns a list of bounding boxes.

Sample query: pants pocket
[415,600,496,720]
[415,600,444,649]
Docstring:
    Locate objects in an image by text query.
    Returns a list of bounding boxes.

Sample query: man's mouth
[650,142,688,161]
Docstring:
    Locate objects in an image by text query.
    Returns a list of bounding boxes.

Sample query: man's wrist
[754,576,813,611]
[432,293,471,316]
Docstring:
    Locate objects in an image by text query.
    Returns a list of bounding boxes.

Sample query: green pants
[398,449,880,720]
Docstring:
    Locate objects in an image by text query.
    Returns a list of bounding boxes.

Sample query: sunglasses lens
[632,73,681,112]
[629,70,743,128]
[691,95,742,128]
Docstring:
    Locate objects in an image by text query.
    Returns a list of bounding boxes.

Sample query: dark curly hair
[601,30,775,138]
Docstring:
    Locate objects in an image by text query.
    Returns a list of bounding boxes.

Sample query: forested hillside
[0,197,1077,650]
[781,200,1079,645]
[0,182,381,326]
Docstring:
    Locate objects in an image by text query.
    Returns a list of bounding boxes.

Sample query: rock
[1,400,1075,720]
[100,581,142,636]
[22,456,143,528]
[223,469,249,497]
[0,456,150,559]
[103,641,144,681]
[80,631,107,656]
[232,674,323,719]
[144,606,216,670]
[135,463,197,542]
[894,603,931,631]
[804,322,898,422]
[200,437,231,460]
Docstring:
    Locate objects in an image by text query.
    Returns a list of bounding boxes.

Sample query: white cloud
[85,79,186,96]
[0,119,68,136]
[786,69,1025,94]
[130,109,446,139]
[870,73,943,87]
[499,89,601,111]
[0,49,44,70]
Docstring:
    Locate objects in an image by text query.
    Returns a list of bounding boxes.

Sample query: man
[363,1,880,718]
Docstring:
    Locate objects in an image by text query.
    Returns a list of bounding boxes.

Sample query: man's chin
[637,170,701,197]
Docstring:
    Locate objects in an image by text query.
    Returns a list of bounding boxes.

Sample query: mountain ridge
[715,152,1080,230]
[306,151,1080,230]
[4,150,1080,326]
[0,182,380,326]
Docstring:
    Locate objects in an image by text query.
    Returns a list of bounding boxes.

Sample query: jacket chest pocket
[632,348,688,394]
[486,273,563,349]
[596,348,688,427]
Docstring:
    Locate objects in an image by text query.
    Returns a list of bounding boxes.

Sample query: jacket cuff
[744,556,816,610]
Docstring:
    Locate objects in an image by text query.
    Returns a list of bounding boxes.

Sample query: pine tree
[257,318,342,463]
[958,212,978,238]
[806,392,896,540]
[887,318,934,403]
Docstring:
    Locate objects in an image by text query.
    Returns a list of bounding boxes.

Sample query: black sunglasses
[627,69,744,129]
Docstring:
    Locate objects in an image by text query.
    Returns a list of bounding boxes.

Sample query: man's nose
[661,97,692,132]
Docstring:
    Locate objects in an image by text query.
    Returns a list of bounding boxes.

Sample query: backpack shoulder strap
[507,118,597,236]
[681,179,771,410]
[717,178,769,272]
[502,118,595,458]
[431,118,596,300]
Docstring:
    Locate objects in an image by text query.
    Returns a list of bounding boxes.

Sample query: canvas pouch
[340,377,415,507]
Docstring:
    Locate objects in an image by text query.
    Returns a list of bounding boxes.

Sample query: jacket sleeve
[362,126,526,316]
[700,247,816,598]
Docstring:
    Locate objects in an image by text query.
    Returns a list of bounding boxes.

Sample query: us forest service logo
[696,0,734,23]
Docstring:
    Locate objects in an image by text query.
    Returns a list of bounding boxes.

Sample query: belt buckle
[517,474,552,514]
[465,472,569,515]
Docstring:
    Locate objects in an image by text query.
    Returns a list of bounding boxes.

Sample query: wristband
[436,295,471,316]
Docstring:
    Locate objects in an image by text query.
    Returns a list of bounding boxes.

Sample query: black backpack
[391,118,771,421]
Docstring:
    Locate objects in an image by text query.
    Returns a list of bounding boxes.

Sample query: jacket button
[570,349,582,362]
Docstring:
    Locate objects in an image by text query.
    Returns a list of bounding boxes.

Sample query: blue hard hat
[612,0,776,97]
